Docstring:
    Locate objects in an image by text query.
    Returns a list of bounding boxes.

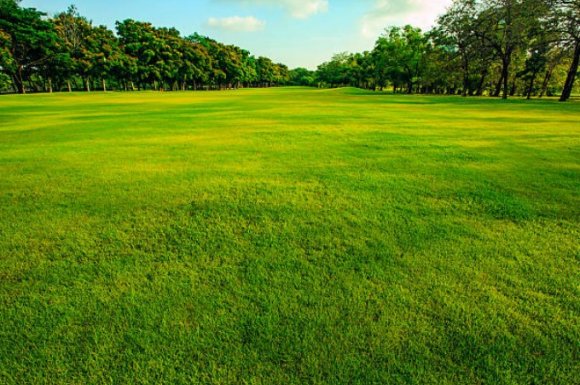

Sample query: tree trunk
[476,69,488,96]
[501,55,511,99]
[102,78,107,92]
[462,57,469,97]
[494,72,503,97]
[48,78,53,93]
[560,41,580,102]
[509,77,517,97]
[85,77,91,92]
[67,80,72,92]
[15,65,25,94]
[526,71,538,100]
[538,69,552,98]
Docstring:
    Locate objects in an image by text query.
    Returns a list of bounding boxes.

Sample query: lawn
[0,87,578,384]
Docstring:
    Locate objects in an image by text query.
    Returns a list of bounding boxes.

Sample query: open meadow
[0,88,579,384]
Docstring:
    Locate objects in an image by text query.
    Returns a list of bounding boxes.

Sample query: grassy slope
[0,88,578,384]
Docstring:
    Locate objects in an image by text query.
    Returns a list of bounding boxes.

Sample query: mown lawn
[0,87,578,384]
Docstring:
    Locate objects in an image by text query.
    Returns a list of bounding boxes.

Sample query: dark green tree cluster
[288,67,317,86]
[0,1,290,93]
[316,0,579,101]
[1,0,578,100]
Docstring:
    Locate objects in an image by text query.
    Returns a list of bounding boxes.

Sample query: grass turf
[0,87,578,384]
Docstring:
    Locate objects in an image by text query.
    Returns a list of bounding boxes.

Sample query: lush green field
[0,88,578,384]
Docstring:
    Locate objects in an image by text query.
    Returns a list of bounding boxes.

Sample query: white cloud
[218,0,328,19]
[283,0,328,18]
[207,16,266,32]
[361,0,452,38]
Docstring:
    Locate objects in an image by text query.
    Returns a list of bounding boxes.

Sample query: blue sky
[22,0,452,69]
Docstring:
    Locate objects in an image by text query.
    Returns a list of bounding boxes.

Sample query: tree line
[0,0,292,94]
[315,0,579,101]
[1,0,578,101]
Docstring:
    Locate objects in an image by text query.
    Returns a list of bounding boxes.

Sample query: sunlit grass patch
[0,88,578,385]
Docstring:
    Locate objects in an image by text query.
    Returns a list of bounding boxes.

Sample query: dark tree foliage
[316,0,578,100]
[288,67,316,86]
[550,0,580,101]
[0,0,578,99]
[0,0,59,93]
[0,2,289,93]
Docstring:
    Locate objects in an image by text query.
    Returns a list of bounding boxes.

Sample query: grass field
[0,87,578,384]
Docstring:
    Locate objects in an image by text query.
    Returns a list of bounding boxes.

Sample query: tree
[436,0,497,96]
[373,26,428,93]
[0,71,10,91]
[0,0,59,93]
[6,0,570,98]
[178,37,210,90]
[116,19,164,90]
[87,25,120,92]
[273,63,289,85]
[289,67,315,86]
[474,0,549,99]
[423,30,463,94]
[256,56,274,87]
[550,0,580,101]
[438,0,480,96]
[0,29,14,91]
[189,34,243,89]
[519,21,552,99]
[241,52,258,88]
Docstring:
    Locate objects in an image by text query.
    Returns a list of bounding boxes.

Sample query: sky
[22,0,453,70]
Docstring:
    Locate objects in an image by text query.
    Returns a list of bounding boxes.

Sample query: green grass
[0,87,578,384]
